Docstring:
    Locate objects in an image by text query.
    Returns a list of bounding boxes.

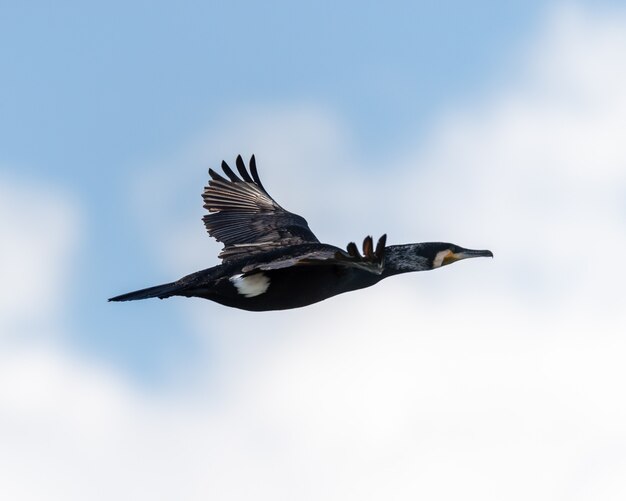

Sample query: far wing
[203,155,320,260]
[242,235,387,275]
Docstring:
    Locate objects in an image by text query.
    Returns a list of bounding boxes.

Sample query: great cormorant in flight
[109,155,492,311]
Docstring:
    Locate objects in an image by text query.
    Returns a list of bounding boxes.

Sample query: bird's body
[115,244,379,311]
[110,156,492,311]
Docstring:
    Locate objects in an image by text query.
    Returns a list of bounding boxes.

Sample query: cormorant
[109,155,492,311]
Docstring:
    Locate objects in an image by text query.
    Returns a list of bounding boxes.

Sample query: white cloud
[0,176,80,338]
[3,4,626,501]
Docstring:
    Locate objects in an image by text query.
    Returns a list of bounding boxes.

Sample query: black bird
[109,155,493,311]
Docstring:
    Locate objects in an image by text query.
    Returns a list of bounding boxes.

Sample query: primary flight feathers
[203,155,319,260]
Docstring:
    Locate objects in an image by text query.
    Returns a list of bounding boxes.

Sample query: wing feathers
[208,168,228,183]
[363,235,373,259]
[235,155,254,183]
[203,156,386,268]
[202,156,319,261]
[249,155,265,189]
[240,234,388,275]
[346,242,359,257]
[219,160,240,182]
[336,234,387,274]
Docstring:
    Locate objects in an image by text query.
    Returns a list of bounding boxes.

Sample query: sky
[1,1,626,499]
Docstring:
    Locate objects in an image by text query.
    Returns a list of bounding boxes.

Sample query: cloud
[3,4,626,501]
[0,176,80,339]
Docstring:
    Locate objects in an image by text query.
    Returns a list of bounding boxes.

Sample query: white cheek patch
[229,273,270,298]
[433,250,451,268]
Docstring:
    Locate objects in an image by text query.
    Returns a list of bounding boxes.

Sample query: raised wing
[203,155,320,260]
[242,235,387,275]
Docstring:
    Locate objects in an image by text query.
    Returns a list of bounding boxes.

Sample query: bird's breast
[212,265,380,311]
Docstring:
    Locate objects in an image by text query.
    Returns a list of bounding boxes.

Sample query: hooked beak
[443,248,493,265]
[457,248,493,259]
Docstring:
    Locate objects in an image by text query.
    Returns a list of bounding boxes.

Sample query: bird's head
[421,242,494,269]
[383,242,493,275]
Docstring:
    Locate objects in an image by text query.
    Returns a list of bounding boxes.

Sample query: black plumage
[109,155,492,311]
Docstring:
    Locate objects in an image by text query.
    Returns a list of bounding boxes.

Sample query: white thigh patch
[229,273,270,298]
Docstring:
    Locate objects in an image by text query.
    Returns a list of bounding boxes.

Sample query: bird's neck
[382,244,430,277]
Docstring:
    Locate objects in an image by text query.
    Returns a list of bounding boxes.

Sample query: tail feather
[108,281,182,302]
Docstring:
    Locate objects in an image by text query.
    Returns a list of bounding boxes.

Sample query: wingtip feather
[375,234,387,258]
[208,168,227,182]
[346,242,359,257]
[249,154,265,190]
[236,155,254,182]
[221,160,241,182]
[363,235,374,258]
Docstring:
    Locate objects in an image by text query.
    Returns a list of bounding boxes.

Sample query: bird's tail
[108,281,182,302]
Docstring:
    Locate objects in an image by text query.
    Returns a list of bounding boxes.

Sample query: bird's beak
[454,249,493,261]
[444,248,493,265]
[459,248,493,259]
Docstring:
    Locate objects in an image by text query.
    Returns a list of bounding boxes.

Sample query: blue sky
[2,1,626,499]
[1,0,543,161]
[1,0,553,379]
